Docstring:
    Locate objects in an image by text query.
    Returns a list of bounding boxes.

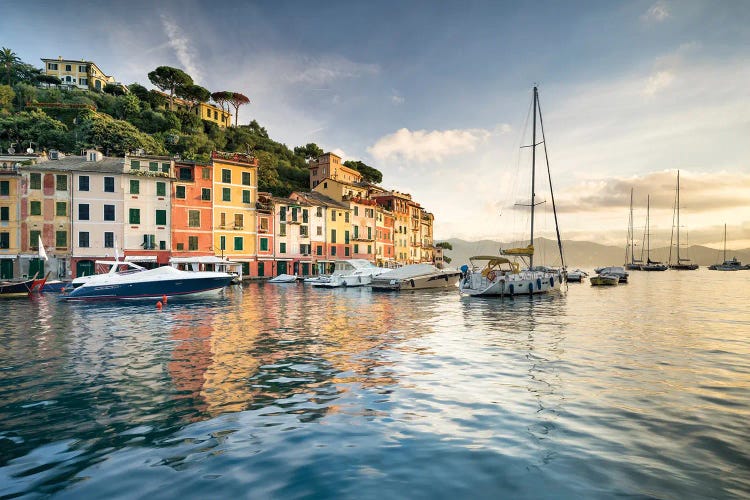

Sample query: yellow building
[159,92,232,128]
[41,57,124,92]
[212,152,258,276]
[308,152,362,189]
[0,159,22,278]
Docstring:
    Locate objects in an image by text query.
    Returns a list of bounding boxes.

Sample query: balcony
[233,225,244,231]
[259,227,269,233]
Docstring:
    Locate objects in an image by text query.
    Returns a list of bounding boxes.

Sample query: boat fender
[509,284,514,295]
[410,279,415,288]
[487,271,497,281]
[550,277,554,287]
[529,282,533,294]
[536,278,542,290]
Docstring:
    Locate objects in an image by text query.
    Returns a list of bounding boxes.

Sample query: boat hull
[62,275,232,301]
[0,279,35,298]
[460,271,562,297]
[591,276,618,286]
[669,264,699,271]
[371,271,460,291]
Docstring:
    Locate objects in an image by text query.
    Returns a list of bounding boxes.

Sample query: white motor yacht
[371,264,461,291]
[312,259,390,288]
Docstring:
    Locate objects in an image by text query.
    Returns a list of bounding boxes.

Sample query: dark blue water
[1,270,749,498]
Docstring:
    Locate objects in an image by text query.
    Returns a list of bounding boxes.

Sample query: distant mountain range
[442,237,750,269]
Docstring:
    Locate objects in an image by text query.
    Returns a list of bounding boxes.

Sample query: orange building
[171,160,213,257]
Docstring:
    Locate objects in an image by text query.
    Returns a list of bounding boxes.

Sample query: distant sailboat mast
[529,87,538,269]
[676,170,681,263]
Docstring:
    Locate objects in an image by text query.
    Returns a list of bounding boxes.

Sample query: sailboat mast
[676,170,680,262]
[529,86,538,269]
[647,195,651,262]
[629,188,634,264]
[723,224,727,262]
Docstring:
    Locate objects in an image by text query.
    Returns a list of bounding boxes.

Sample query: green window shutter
[130,179,139,194]
[56,174,67,191]
[156,182,166,196]
[331,229,336,243]
[131,160,141,170]
[56,202,66,216]
[345,231,350,244]
[280,242,286,253]
[30,173,41,189]
[188,236,198,250]
[129,208,140,224]
[29,230,40,248]
[242,172,251,186]
[155,210,167,225]
[242,190,250,203]
[260,238,268,251]
[176,185,186,199]
[234,236,243,251]
[222,169,231,183]
[149,161,158,171]
[354,244,359,254]
[223,188,231,201]
[0,181,9,196]
[55,231,67,248]
[30,201,41,215]
[162,162,171,173]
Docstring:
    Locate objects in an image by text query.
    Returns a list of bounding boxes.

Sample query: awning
[125,256,157,262]
[169,256,240,265]
[0,254,17,259]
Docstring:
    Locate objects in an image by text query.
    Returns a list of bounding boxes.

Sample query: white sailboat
[668,170,698,270]
[641,195,667,271]
[625,188,643,270]
[460,86,565,297]
[709,224,745,271]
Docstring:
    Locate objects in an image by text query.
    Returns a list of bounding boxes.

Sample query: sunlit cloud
[642,70,675,96]
[368,127,491,163]
[391,92,405,105]
[160,13,202,82]
[642,1,670,23]
[284,56,379,85]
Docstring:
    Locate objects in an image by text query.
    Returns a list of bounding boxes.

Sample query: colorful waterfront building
[289,191,344,275]
[308,152,362,189]
[271,196,313,276]
[61,151,125,277]
[122,154,174,266]
[171,160,214,258]
[255,193,275,278]
[18,155,72,279]
[0,157,23,279]
[372,191,412,264]
[211,151,258,278]
[420,210,436,264]
[375,206,396,267]
[41,57,124,92]
[350,196,377,262]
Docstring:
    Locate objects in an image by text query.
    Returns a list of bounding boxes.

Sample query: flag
[38,235,49,261]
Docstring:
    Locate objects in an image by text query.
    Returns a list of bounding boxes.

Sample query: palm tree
[1,47,21,86]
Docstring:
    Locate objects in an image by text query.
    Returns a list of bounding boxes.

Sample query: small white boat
[566,269,588,282]
[594,266,629,283]
[371,264,461,291]
[268,274,299,283]
[303,275,329,284]
[312,259,390,288]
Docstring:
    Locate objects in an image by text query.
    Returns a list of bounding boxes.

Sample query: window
[331,246,337,256]
[155,210,167,226]
[30,173,41,190]
[345,247,350,256]
[103,204,115,221]
[149,161,158,172]
[214,110,218,119]
[179,168,192,181]
[331,211,336,221]
[162,162,170,173]
[78,232,89,248]
[202,168,210,179]
[131,160,141,170]
[220,212,226,227]
[221,169,231,183]
[220,235,226,250]
[222,188,231,201]
[30,201,41,216]
[55,231,68,248]
[345,231,350,244]
[104,176,115,192]
[316,207,322,217]
[78,204,90,221]
[234,214,243,229]
[279,223,286,236]
[279,242,286,254]
[368,245,372,254]
[156,182,166,197]
[291,208,298,222]
[354,206,359,216]
[300,226,308,237]
[79,176,89,191]
[367,227,372,240]
[302,209,308,223]
[316,245,323,256]
[0,181,8,196]
[176,243,184,250]
[130,179,139,194]
[48,63,58,70]
[242,190,251,203]
[201,188,211,201]
[188,236,198,251]
[260,218,269,231]
[65,64,71,71]
[160,240,166,250]
[29,230,40,249]
[188,210,200,228]
[176,185,186,199]
[345,212,350,223]
[80,78,87,85]
[0,206,8,221]
[234,236,243,251]
[331,229,337,243]
[56,202,66,216]
[260,238,269,251]
[104,232,114,248]
[242,172,251,186]
[354,244,359,254]
[280,207,286,221]
[354,226,359,239]
[79,65,86,73]
[56,174,67,191]
[0,232,8,249]
[316,226,322,236]
[129,208,140,224]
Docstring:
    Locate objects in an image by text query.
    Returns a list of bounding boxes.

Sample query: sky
[3,0,749,248]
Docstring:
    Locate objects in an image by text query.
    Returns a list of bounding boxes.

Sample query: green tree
[35,74,61,87]
[0,47,20,86]
[113,94,140,120]
[0,109,72,152]
[343,160,383,184]
[76,110,165,156]
[12,83,37,111]
[0,85,14,111]
[211,91,231,112]
[147,66,193,109]
[103,83,126,96]
[224,91,250,127]
[436,242,453,265]
[294,142,323,160]
[128,83,149,101]
[177,84,211,111]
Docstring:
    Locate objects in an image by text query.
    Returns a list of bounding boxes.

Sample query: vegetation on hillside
[0,49,383,197]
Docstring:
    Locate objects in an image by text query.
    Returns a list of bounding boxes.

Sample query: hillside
[442,237,750,269]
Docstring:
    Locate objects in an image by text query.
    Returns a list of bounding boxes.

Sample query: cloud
[553,170,750,214]
[642,1,670,22]
[284,56,379,85]
[391,91,405,105]
[160,14,202,82]
[642,70,675,96]
[368,127,491,162]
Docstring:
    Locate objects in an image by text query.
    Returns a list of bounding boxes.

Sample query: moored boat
[566,269,588,282]
[594,266,629,283]
[709,225,745,271]
[312,259,390,288]
[62,261,232,300]
[268,274,299,283]
[0,278,36,298]
[590,274,619,286]
[668,171,699,270]
[371,263,460,291]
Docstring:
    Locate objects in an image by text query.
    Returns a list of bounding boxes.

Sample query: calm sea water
[1,270,749,499]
